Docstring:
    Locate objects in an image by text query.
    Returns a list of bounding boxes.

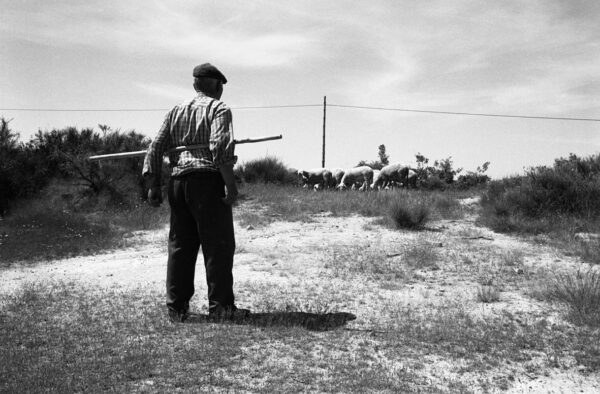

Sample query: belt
[174,171,220,179]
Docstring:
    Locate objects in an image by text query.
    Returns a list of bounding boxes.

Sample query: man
[143,63,250,323]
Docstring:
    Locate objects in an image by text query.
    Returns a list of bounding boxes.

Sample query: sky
[1,0,599,178]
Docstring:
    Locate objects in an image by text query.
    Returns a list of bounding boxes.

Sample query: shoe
[209,305,251,321]
[168,309,190,323]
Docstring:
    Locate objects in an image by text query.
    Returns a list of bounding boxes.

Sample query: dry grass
[238,183,465,228]
[3,279,600,393]
[548,268,600,326]
[388,199,430,229]
[0,199,169,266]
[4,183,600,391]
[477,285,501,303]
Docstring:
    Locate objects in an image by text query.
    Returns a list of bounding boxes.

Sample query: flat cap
[192,63,227,84]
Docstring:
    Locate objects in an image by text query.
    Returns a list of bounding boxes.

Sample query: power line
[328,104,600,122]
[1,103,599,122]
[0,108,168,112]
[0,104,322,112]
[233,104,322,110]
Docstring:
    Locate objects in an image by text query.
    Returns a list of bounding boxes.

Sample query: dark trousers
[166,172,235,313]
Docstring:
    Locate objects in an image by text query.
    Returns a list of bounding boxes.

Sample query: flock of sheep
[297,163,417,191]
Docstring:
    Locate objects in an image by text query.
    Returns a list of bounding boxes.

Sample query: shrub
[549,268,600,327]
[457,163,491,190]
[402,242,439,270]
[418,176,447,191]
[477,285,501,303]
[0,122,152,214]
[387,198,430,229]
[0,119,55,214]
[481,153,600,225]
[236,156,296,184]
[414,153,463,186]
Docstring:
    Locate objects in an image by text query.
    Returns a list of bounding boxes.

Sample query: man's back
[143,93,235,179]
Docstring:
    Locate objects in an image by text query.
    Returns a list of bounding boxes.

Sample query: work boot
[168,308,190,323]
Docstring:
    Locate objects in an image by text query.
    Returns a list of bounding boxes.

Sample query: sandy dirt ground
[1,198,599,393]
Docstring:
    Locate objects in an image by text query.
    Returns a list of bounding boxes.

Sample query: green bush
[549,268,600,327]
[387,198,430,230]
[0,120,151,214]
[418,176,447,191]
[236,156,297,184]
[0,119,55,214]
[456,172,490,190]
[482,154,600,219]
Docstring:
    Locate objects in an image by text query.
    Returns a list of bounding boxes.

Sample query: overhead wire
[1,103,599,122]
[0,104,322,112]
[328,104,600,122]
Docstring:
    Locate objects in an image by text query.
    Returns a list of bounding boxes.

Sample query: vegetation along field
[1,123,600,392]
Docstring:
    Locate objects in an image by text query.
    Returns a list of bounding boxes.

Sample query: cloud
[1,1,319,69]
[2,0,598,117]
[133,82,192,102]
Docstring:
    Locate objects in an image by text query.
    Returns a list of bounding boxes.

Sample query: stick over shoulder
[88,134,282,161]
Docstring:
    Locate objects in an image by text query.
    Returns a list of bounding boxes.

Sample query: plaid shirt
[142,93,236,184]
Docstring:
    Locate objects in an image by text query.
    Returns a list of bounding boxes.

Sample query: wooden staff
[88,134,282,161]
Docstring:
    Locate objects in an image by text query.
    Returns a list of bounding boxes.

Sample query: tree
[0,117,19,152]
[457,161,491,189]
[356,144,389,169]
[378,144,389,166]
[433,157,462,184]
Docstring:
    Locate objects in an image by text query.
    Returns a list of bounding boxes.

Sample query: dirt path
[1,203,599,392]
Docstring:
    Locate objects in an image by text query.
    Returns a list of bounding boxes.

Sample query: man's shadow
[187,311,357,331]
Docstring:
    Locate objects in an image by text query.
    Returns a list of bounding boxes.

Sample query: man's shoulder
[168,95,230,117]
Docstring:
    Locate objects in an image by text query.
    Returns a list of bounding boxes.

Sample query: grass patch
[327,244,410,281]
[477,285,501,303]
[3,276,600,393]
[402,241,440,270]
[478,154,600,263]
[388,198,430,229]
[239,183,465,227]
[0,281,440,392]
[380,305,600,375]
[325,240,439,282]
[0,195,169,266]
[547,268,600,327]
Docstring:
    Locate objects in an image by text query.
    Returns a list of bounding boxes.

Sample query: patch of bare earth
[1,198,599,392]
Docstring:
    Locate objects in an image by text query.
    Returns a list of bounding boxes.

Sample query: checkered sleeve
[142,110,173,185]
[209,103,236,167]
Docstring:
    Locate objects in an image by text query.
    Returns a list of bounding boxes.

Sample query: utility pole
[322,96,326,168]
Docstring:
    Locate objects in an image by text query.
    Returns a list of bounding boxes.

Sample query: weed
[235,210,271,229]
[402,241,440,270]
[329,244,409,281]
[477,285,501,303]
[575,236,600,265]
[548,268,600,327]
[388,198,430,230]
[431,192,464,219]
[499,249,525,267]
[462,255,475,265]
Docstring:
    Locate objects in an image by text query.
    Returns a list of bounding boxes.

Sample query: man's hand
[147,186,163,207]
[222,183,239,205]
[218,164,239,206]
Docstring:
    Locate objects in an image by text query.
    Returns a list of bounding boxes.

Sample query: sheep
[338,166,374,191]
[330,168,345,188]
[371,163,413,190]
[297,168,333,189]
